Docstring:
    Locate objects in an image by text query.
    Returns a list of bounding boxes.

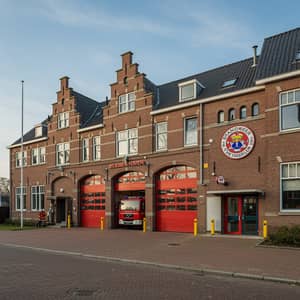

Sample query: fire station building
[9,28,300,235]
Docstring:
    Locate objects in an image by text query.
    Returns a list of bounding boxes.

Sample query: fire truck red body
[118,196,145,226]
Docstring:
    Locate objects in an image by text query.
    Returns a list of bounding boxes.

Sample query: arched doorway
[156,166,198,233]
[114,171,145,227]
[80,175,105,228]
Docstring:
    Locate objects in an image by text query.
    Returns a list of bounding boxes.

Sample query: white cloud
[40,0,173,37]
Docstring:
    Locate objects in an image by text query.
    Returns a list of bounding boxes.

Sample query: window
[217,111,224,123]
[58,112,69,129]
[32,147,45,165]
[178,79,202,102]
[35,126,42,137]
[56,143,70,165]
[119,92,135,113]
[252,103,259,116]
[156,122,168,151]
[240,106,247,119]
[82,138,89,162]
[184,118,197,146]
[280,89,300,130]
[222,78,237,88]
[16,187,26,211]
[281,162,300,211]
[228,108,235,121]
[31,185,45,211]
[296,51,300,61]
[117,128,138,156]
[93,136,101,160]
[16,151,27,168]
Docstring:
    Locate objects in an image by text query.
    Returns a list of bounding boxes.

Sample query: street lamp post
[20,80,24,229]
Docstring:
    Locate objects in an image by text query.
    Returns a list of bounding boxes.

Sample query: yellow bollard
[193,218,198,236]
[143,217,146,233]
[263,220,268,239]
[67,214,71,229]
[100,216,104,231]
[211,219,215,235]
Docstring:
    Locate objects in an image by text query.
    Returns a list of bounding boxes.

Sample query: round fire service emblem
[221,126,255,159]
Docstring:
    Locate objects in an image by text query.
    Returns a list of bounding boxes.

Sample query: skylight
[222,78,237,88]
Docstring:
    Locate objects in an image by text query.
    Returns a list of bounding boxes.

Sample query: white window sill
[278,211,300,215]
[279,128,300,135]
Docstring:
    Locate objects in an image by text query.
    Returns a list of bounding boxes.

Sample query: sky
[0,0,299,178]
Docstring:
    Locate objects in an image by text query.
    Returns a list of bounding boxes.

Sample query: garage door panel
[80,175,105,228]
[157,211,197,232]
[81,211,105,228]
[156,166,198,233]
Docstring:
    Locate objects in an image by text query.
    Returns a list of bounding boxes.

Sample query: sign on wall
[221,126,255,159]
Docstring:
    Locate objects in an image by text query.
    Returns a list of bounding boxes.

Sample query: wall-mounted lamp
[59,188,64,193]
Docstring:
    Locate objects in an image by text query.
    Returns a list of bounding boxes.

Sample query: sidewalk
[1,228,300,283]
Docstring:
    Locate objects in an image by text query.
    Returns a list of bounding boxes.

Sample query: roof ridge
[264,27,300,41]
[158,57,254,87]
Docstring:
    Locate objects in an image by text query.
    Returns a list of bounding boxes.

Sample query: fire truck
[118,196,145,226]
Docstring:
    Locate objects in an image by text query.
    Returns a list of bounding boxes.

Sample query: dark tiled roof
[155,57,257,110]
[72,91,104,128]
[255,27,300,81]
[12,118,49,145]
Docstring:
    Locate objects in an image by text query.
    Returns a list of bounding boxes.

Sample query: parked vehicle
[118,196,145,226]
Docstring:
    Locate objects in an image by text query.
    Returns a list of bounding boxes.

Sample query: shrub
[268,225,300,246]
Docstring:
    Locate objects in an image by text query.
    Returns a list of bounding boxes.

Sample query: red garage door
[115,172,145,191]
[156,166,197,233]
[80,175,105,228]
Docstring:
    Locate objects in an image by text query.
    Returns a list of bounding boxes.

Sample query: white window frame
[35,126,42,137]
[56,142,70,166]
[280,162,300,212]
[31,147,46,165]
[178,79,200,102]
[184,117,198,147]
[156,122,168,151]
[118,92,135,113]
[31,185,45,211]
[16,186,26,211]
[116,128,138,157]
[16,151,27,168]
[92,136,101,160]
[279,88,300,132]
[82,138,89,162]
[58,112,69,129]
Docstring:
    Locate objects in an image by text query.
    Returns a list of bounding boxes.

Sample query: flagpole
[20,80,24,229]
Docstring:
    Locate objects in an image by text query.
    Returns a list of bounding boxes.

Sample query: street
[0,245,299,300]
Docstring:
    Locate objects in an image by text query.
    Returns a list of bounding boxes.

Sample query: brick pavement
[0,228,299,282]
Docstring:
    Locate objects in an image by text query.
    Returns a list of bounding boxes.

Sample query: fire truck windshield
[120,200,140,211]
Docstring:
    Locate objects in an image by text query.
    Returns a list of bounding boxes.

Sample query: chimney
[60,76,69,91]
[252,45,258,67]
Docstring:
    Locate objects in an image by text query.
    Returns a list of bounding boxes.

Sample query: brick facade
[9,30,300,235]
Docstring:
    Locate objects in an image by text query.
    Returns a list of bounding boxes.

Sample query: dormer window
[222,78,237,88]
[178,79,202,102]
[119,92,135,113]
[35,126,42,137]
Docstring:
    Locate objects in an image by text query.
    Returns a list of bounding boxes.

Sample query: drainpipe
[199,103,203,185]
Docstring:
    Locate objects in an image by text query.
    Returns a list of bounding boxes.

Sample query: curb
[1,242,300,286]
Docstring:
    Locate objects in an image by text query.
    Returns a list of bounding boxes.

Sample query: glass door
[224,196,242,234]
[242,196,258,235]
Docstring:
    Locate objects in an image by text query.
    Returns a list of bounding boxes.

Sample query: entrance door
[224,196,242,234]
[242,196,258,235]
[56,199,66,223]
[224,196,258,235]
